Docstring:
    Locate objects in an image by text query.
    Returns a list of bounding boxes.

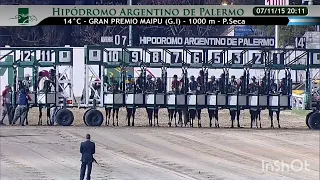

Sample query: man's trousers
[80,161,92,180]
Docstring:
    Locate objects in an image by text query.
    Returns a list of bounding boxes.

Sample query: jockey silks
[155,79,164,93]
[228,80,238,93]
[269,82,278,93]
[126,81,135,92]
[171,80,180,92]
[189,80,198,91]
[196,76,205,92]
[146,79,155,92]
[249,82,259,93]
[207,80,218,92]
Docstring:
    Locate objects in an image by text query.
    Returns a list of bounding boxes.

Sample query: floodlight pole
[128,0,133,46]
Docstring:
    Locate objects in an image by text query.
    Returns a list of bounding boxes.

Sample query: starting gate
[0,46,75,125]
[81,43,320,126]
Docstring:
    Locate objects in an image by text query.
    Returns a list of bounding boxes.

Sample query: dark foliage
[0,0,317,46]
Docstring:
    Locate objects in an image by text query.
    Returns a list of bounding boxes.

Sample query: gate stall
[0,47,75,126]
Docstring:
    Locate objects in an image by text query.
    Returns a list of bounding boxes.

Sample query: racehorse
[269,110,280,128]
[105,107,120,126]
[207,76,219,127]
[168,108,183,127]
[37,79,54,126]
[250,109,262,128]
[208,109,219,127]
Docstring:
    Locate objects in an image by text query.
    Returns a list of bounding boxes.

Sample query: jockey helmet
[147,74,152,80]
[127,74,132,79]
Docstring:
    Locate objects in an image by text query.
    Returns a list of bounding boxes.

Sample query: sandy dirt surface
[0,109,319,180]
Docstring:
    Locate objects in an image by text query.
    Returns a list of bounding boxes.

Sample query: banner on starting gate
[138,36,275,48]
[101,35,275,48]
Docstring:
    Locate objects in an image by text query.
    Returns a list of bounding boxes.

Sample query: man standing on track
[0,85,13,125]
[80,134,96,180]
[11,88,31,126]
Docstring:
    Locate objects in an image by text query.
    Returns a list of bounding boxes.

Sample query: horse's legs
[230,110,235,128]
[104,107,109,126]
[257,109,262,128]
[168,110,173,127]
[269,109,274,128]
[237,110,241,128]
[258,110,262,128]
[38,106,42,125]
[214,110,219,128]
[112,108,116,126]
[147,108,152,126]
[168,109,173,126]
[276,111,281,128]
[250,110,254,128]
[126,108,131,126]
[131,108,136,126]
[255,110,259,128]
[47,108,51,125]
[197,109,202,127]
[154,108,159,126]
[190,109,196,127]
[115,108,119,126]
[173,110,177,127]
[208,109,213,127]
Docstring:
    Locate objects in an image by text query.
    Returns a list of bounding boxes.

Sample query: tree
[72,25,126,45]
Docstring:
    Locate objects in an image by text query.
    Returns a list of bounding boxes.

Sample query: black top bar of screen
[38,17,290,26]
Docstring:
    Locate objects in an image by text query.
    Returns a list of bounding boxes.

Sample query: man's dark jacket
[80,140,95,162]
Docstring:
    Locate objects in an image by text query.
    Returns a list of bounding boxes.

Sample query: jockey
[269,78,278,94]
[0,85,13,125]
[238,76,245,94]
[109,75,119,92]
[207,75,217,93]
[279,78,287,94]
[219,73,226,94]
[126,74,135,92]
[155,78,164,93]
[37,70,51,92]
[171,74,180,92]
[22,74,31,91]
[180,73,189,93]
[228,75,238,93]
[135,74,144,93]
[197,70,205,93]
[249,76,259,93]
[189,75,198,92]
[146,74,155,92]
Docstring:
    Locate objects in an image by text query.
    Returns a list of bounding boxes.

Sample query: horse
[168,108,182,127]
[126,107,136,126]
[208,108,219,127]
[250,109,262,128]
[229,109,241,128]
[105,107,120,126]
[269,109,281,128]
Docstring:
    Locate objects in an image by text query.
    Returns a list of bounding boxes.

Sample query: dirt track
[0,109,319,180]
